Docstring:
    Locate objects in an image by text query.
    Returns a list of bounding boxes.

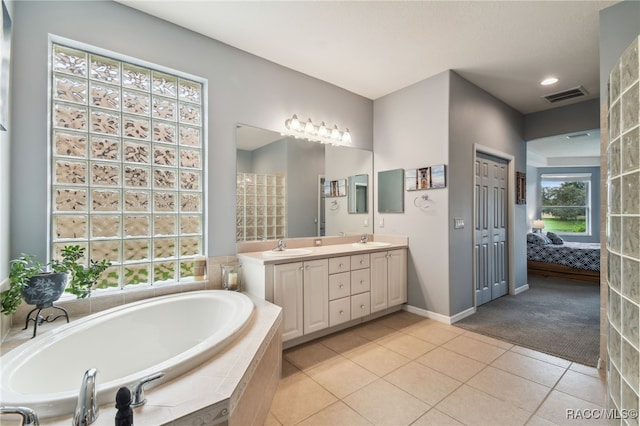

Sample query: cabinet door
[303,259,329,334]
[370,251,388,313]
[387,249,407,306]
[274,262,304,341]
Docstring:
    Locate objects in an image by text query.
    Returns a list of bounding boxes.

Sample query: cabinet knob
[339,284,344,289]
[360,304,365,309]
[339,263,344,268]
[299,266,304,271]
[360,279,364,284]
[339,310,344,315]
[360,259,364,265]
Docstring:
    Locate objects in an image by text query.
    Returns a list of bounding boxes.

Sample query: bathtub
[0,290,254,419]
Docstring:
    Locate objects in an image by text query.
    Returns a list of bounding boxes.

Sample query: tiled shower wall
[607,35,640,421]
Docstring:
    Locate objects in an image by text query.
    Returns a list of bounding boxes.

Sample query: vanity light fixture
[284,114,352,146]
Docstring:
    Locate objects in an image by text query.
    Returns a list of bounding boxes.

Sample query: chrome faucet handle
[72,368,99,426]
[360,234,368,243]
[273,239,286,251]
[0,406,40,425]
[131,372,165,408]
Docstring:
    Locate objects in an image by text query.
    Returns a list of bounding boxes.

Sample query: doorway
[474,152,508,306]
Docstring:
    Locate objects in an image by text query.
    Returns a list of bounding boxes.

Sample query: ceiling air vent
[566,132,590,139]
[543,86,588,103]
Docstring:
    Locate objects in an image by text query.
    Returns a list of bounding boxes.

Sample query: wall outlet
[364,218,369,226]
[314,239,322,246]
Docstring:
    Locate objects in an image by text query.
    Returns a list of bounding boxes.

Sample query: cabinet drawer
[329,256,351,274]
[329,297,351,326]
[351,292,371,320]
[351,254,370,270]
[329,272,351,300]
[350,268,370,295]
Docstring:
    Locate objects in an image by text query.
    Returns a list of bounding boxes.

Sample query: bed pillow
[546,232,564,245]
[527,232,551,245]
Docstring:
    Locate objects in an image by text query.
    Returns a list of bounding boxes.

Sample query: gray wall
[10,0,373,260]
[523,99,600,141]
[448,72,527,315]
[533,166,601,243]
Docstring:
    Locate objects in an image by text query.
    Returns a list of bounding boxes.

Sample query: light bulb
[290,114,301,131]
[341,129,351,145]
[304,119,316,135]
[318,122,329,139]
[331,125,341,141]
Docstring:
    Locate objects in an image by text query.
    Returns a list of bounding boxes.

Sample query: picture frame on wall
[516,171,526,204]
[405,164,447,191]
[323,179,347,197]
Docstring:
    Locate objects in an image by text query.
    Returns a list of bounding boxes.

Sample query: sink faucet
[273,239,287,252]
[0,406,39,425]
[131,372,165,408]
[360,234,368,243]
[72,368,98,426]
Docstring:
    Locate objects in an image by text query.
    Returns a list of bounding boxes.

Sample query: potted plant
[0,245,112,315]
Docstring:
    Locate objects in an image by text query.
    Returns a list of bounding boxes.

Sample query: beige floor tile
[510,346,572,368]
[282,359,301,378]
[416,347,487,382]
[270,372,338,425]
[554,370,607,406]
[319,329,370,354]
[305,356,378,398]
[344,342,411,376]
[412,408,465,426]
[284,341,340,371]
[569,362,605,379]
[376,331,437,359]
[264,411,283,426]
[351,320,398,341]
[534,390,608,425]
[436,384,532,426]
[343,379,430,425]
[404,321,463,346]
[526,415,560,425]
[461,330,515,350]
[491,351,566,387]
[467,366,552,412]
[374,311,428,331]
[384,361,462,405]
[296,401,372,426]
[443,335,508,364]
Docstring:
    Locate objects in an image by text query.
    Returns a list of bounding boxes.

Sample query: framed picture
[516,171,526,204]
[0,0,11,131]
[323,179,347,197]
[405,164,446,191]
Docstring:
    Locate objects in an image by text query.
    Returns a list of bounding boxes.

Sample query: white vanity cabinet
[239,243,407,346]
[273,259,328,341]
[371,249,407,313]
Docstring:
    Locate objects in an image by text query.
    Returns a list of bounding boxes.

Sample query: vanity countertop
[237,237,408,265]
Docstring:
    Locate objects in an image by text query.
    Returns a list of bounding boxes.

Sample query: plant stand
[23,303,69,338]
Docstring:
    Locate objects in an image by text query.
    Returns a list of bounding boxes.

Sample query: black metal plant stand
[23,303,69,338]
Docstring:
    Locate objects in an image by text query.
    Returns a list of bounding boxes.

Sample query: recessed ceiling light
[541,77,559,86]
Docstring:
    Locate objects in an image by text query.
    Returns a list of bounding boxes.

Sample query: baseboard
[403,304,476,325]
[514,284,530,295]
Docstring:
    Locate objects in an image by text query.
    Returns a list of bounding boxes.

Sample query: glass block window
[50,41,205,289]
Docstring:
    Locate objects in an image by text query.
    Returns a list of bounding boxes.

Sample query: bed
[526,233,601,284]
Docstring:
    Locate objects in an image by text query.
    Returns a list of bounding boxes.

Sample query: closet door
[474,153,508,306]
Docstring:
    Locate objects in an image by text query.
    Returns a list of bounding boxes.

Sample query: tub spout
[131,372,165,408]
[0,406,39,425]
[72,368,99,426]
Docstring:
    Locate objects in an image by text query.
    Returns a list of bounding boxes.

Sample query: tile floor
[265,311,607,426]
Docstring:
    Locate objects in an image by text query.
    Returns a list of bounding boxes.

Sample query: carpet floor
[454,275,601,367]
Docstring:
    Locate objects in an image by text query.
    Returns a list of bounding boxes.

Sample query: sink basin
[351,241,392,248]
[262,248,313,258]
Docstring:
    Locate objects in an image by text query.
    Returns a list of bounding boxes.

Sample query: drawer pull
[339,310,344,315]
[360,279,364,284]
[360,259,364,264]
[339,284,344,289]
[360,304,365,309]
[339,263,344,268]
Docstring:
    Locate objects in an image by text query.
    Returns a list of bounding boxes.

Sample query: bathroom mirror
[378,168,404,213]
[348,174,368,214]
[236,125,373,241]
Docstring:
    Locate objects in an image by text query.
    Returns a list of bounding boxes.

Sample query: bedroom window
[50,39,206,290]
[540,173,591,235]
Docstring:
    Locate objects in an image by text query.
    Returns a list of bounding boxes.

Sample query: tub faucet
[0,406,39,425]
[131,372,165,408]
[273,239,287,252]
[360,234,368,244]
[72,368,98,426]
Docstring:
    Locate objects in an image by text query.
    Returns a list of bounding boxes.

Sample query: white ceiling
[117,0,612,160]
